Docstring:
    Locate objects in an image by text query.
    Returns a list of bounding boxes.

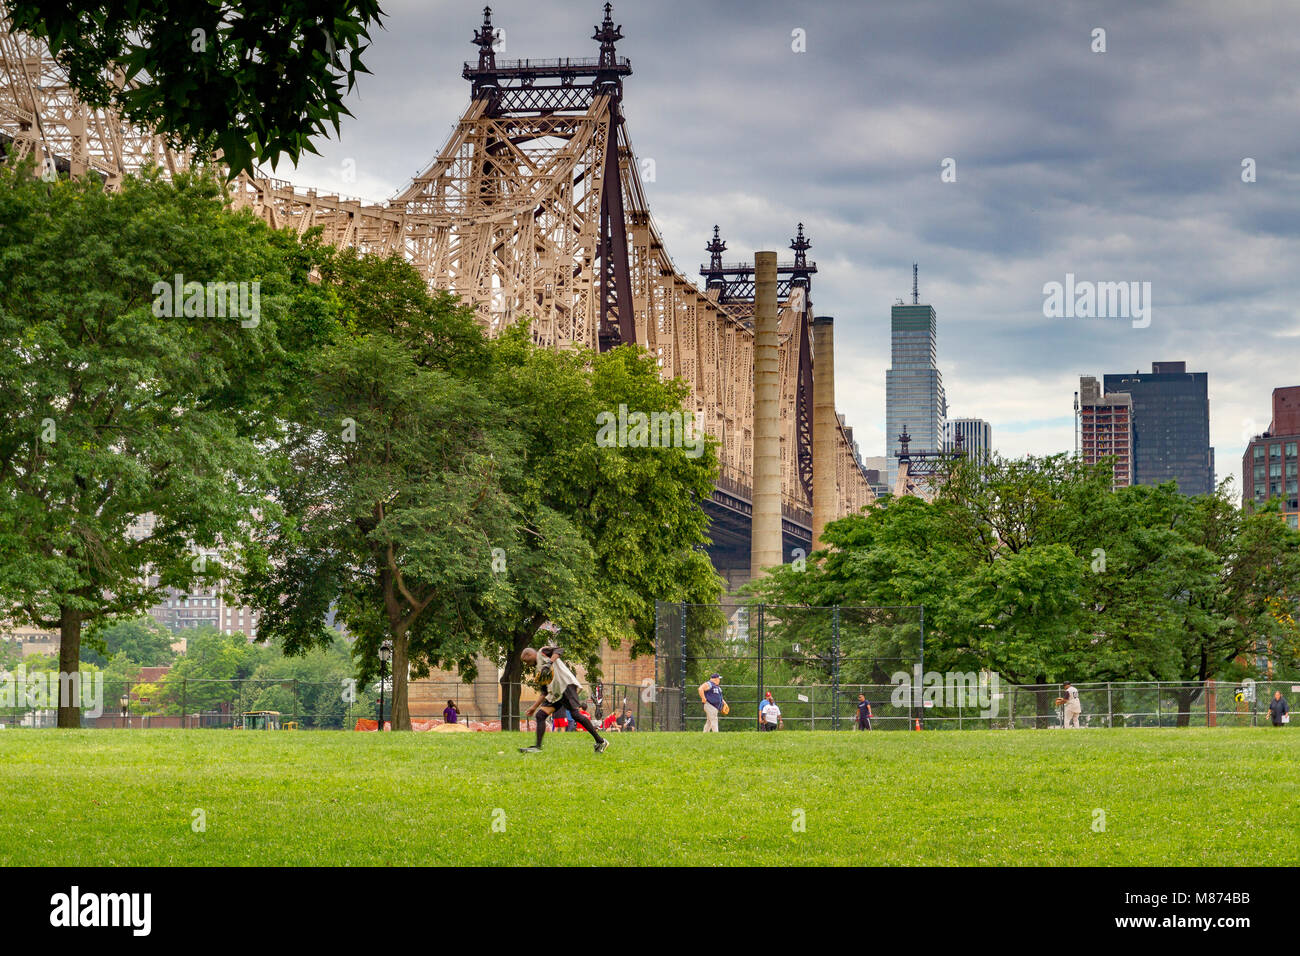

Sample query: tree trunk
[57,605,81,728]
[390,632,411,731]
[498,629,531,731]
[1173,686,1201,728]
[1034,683,1055,729]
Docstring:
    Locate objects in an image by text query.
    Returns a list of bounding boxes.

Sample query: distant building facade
[1243,385,1300,530]
[860,455,890,498]
[1102,362,1214,495]
[1079,376,1134,489]
[943,418,992,461]
[126,515,262,640]
[837,414,864,470]
[885,303,946,489]
[0,624,60,659]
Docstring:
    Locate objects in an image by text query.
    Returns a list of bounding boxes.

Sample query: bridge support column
[812,315,837,551]
[751,251,782,579]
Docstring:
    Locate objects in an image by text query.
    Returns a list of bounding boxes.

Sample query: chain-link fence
[0,675,669,731]
[654,601,927,731]
[3,665,1293,732]
[652,601,1300,732]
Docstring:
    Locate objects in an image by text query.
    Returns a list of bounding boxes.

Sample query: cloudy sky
[280,0,1300,493]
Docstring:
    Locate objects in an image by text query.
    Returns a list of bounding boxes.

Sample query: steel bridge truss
[0,3,873,528]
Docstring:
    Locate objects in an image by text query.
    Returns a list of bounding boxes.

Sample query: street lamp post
[378,641,393,731]
[120,694,129,729]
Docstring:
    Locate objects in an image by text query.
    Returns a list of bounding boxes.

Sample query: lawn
[1,728,1297,866]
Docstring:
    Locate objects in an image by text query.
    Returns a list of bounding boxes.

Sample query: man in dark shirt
[855,694,873,730]
[1269,691,1289,727]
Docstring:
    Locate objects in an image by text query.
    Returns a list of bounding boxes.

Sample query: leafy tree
[1159,492,1300,721]
[0,639,19,672]
[101,651,144,707]
[241,636,355,728]
[481,334,722,729]
[241,251,519,731]
[82,615,176,667]
[0,162,332,726]
[755,453,1300,724]
[4,0,385,176]
[161,627,274,718]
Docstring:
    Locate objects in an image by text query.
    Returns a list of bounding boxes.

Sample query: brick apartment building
[1079,376,1134,489]
[1242,385,1300,529]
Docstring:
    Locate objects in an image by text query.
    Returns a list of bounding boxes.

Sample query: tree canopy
[5,0,385,176]
[0,160,332,725]
[753,454,1300,718]
[241,249,722,729]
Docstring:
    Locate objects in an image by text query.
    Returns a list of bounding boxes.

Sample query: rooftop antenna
[1074,390,1080,458]
[912,263,919,305]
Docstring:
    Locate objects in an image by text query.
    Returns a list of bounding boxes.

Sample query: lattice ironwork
[0,1,874,525]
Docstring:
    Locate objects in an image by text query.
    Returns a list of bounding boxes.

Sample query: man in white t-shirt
[760,695,782,731]
[1062,681,1081,728]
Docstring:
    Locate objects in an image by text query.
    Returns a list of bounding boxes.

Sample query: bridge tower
[0,2,877,584]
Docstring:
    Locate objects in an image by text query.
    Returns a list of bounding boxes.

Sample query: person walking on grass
[1269,690,1289,727]
[699,673,727,732]
[855,694,874,731]
[760,694,782,731]
[518,645,608,754]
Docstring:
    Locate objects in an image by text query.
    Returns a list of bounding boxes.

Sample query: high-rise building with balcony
[1243,386,1300,529]
[1079,376,1134,489]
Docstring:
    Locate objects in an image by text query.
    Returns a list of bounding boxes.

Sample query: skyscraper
[1102,362,1214,495]
[944,418,992,461]
[885,288,946,489]
[1078,376,1133,489]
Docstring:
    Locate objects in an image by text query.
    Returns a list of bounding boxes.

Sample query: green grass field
[2,728,1297,866]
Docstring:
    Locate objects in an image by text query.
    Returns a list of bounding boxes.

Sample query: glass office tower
[1103,361,1214,495]
[885,304,946,489]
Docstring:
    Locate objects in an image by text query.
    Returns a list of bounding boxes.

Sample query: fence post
[1107,682,1113,729]
[831,605,840,731]
[181,679,187,730]
[294,679,300,727]
[1156,681,1161,727]
[678,601,687,733]
[918,604,925,729]
[757,604,765,730]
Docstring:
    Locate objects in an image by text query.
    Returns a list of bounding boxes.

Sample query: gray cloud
[284,0,1300,494]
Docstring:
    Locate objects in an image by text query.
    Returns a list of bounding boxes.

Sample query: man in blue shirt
[698,673,725,732]
[855,694,873,730]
